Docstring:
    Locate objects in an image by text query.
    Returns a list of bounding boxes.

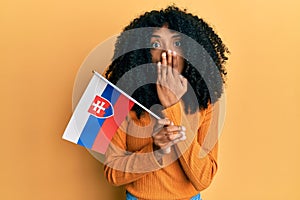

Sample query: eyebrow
[151,34,181,38]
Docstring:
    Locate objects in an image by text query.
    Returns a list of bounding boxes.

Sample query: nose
[163,42,174,52]
[157,43,174,61]
[156,46,173,61]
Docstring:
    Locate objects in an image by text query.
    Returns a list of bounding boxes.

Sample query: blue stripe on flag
[77,115,105,148]
[101,83,121,105]
[77,83,121,148]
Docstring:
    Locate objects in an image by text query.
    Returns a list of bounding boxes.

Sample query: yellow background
[1,0,300,199]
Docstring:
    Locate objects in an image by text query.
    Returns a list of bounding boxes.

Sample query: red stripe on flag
[91,94,135,153]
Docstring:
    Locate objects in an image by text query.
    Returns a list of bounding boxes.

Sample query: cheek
[151,50,162,63]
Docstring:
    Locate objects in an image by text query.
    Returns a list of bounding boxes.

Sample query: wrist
[162,99,179,108]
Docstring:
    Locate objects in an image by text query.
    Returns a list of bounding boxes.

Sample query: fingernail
[173,51,176,56]
[168,50,172,54]
[182,126,186,131]
[162,52,167,57]
[180,131,185,135]
[171,122,174,125]
[157,62,161,66]
[181,136,186,141]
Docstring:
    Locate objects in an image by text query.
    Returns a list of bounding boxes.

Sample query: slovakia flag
[62,71,140,154]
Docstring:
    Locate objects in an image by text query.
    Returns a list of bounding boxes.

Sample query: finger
[182,78,188,92]
[154,130,184,144]
[167,50,172,67]
[158,118,172,126]
[164,125,183,133]
[172,51,179,73]
[157,62,162,82]
[167,50,174,78]
[167,133,183,141]
[154,132,179,146]
[179,74,187,87]
[154,135,171,144]
[158,132,186,154]
[161,52,167,80]
[165,124,186,132]
[183,78,188,91]
[170,134,186,145]
[161,52,167,66]
[153,118,172,135]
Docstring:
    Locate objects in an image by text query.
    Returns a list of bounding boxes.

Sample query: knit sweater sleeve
[162,101,219,191]
[103,115,162,186]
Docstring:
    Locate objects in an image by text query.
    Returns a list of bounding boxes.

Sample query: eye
[151,41,161,48]
[174,41,181,47]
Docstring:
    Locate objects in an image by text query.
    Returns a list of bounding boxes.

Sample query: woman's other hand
[152,118,186,156]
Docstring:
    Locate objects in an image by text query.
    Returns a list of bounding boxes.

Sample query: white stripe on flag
[62,74,107,143]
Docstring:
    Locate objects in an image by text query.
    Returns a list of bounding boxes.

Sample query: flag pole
[93,70,161,120]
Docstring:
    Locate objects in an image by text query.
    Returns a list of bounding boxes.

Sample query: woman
[104,5,229,200]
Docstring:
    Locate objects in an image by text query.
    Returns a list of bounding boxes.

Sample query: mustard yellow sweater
[104,101,219,200]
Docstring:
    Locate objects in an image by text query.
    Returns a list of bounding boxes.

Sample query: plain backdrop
[1,0,300,199]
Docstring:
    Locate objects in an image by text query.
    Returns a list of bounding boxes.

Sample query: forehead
[151,27,180,37]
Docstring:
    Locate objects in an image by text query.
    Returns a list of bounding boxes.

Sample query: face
[150,27,185,73]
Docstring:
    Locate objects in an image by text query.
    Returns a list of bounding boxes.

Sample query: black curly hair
[105,5,229,118]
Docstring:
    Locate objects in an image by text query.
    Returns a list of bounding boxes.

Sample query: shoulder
[198,101,220,128]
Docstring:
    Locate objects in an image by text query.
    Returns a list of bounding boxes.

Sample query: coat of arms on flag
[88,95,114,118]
[62,71,160,154]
